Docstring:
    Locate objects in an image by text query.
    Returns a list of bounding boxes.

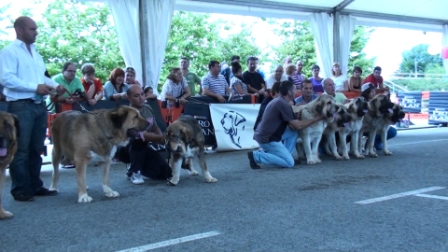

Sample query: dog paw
[334,155,343,160]
[342,155,350,160]
[316,158,322,163]
[167,178,179,186]
[49,186,59,192]
[190,170,199,176]
[307,160,317,165]
[205,177,218,183]
[78,193,93,203]
[383,150,393,156]
[369,153,378,158]
[354,154,365,159]
[104,191,119,198]
[0,210,13,219]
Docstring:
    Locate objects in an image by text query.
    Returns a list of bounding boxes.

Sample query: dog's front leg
[168,155,183,186]
[381,127,393,155]
[350,130,364,159]
[338,130,350,160]
[366,130,378,158]
[75,160,93,203]
[328,131,342,160]
[197,151,217,183]
[301,132,315,164]
[100,160,119,198]
[0,168,13,219]
[311,135,323,163]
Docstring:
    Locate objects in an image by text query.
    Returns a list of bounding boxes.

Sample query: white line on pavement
[389,138,448,147]
[115,231,221,252]
[414,193,448,201]
[355,186,445,205]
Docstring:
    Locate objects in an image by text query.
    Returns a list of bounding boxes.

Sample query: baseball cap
[361,83,374,92]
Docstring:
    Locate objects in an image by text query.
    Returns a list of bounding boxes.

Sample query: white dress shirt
[265,73,287,89]
[0,39,58,101]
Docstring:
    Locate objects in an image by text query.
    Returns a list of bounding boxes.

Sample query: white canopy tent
[93,0,448,92]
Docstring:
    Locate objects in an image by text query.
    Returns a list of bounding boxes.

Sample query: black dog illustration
[220,111,246,148]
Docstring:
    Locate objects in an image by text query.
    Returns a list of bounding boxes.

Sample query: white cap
[361,82,374,92]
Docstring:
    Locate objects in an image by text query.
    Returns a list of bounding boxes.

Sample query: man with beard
[242,56,265,95]
[248,80,322,169]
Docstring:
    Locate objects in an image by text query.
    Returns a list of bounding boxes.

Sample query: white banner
[210,103,260,152]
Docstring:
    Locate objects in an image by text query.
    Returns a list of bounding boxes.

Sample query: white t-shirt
[332,75,348,91]
[265,74,287,89]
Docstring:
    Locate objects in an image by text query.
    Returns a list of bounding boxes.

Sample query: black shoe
[14,194,35,202]
[247,151,260,169]
[34,187,58,196]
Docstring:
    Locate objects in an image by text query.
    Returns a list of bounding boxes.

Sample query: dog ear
[180,125,191,142]
[316,103,323,114]
[233,112,246,126]
[111,109,128,129]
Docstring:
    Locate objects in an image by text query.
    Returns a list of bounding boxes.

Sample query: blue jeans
[281,126,298,155]
[254,129,298,168]
[7,100,47,196]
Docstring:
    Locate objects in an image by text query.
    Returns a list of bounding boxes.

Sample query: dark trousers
[7,100,47,196]
[128,139,172,180]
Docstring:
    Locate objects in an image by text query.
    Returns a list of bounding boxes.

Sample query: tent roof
[175,0,448,32]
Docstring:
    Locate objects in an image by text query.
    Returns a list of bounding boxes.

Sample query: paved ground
[1,127,448,252]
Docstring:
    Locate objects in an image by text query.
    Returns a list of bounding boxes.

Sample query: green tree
[162,11,262,91]
[399,44,443,75]
[272,20,375,76]
[34,0,124,81]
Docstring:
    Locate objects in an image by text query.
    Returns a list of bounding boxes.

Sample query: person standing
[180,57,201,96]
[0,16,66,201]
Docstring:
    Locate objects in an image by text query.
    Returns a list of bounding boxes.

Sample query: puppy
[0,112,19,219]
[293,94,337,164]
[338,97,368,159]
[377,103,405,155]
[322,103,352,160]
[165,115,217,185]
[358,94,395,157]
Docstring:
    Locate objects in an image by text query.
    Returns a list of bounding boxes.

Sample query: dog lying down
[165,115,217,185]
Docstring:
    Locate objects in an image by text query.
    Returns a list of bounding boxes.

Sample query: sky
[1,0,443,78]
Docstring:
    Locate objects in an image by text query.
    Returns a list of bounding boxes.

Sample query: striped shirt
[202,73,227,95]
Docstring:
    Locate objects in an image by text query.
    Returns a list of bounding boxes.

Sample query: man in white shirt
[0,16,65,202]
[265,65,287,89]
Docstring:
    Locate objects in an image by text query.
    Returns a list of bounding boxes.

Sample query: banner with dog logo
[209,103,260,151]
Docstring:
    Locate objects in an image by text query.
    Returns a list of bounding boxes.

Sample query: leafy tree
[272,20,375,77]
[34,0,123,81]
[162,11,262,90]
[399,44,443,75]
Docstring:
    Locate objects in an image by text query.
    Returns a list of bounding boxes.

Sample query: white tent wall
[309,13,334,78]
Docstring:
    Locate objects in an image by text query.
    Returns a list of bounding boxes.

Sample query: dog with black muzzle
[338,96,369,159]
[292,94,338,164]
[359,94,395,157]
[377,103,405,155]
[165,115,217,185]
[322,103,352,160]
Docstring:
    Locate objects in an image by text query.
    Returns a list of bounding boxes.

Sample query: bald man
[123,85,172,184]
[0,16,66,201]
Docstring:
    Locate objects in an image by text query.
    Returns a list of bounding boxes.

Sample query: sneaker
[130,171,144,185]
[247,151,261,169]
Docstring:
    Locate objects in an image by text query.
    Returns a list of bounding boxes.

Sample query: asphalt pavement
[1,127,448,252]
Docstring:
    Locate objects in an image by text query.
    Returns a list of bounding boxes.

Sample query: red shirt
[81,78,103,99]
[363,74,383,88]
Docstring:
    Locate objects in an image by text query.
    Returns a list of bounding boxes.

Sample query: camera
[73,88,85,99]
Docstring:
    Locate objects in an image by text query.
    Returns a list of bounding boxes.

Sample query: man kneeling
[248,81,322,169]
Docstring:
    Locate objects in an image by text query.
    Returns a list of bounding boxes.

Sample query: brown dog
[165,115,217,185]
[0,112,19,219]
[50,106,149,203]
